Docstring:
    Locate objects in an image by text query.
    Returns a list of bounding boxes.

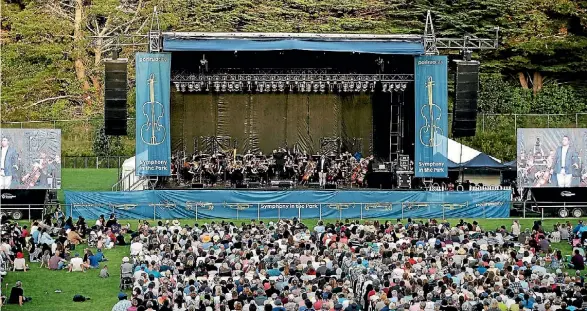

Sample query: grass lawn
[57,168,119,202]
[2,217,586,311]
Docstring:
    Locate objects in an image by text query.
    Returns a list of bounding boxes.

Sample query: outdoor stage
[133,32,440,190]
[65,189,511,220]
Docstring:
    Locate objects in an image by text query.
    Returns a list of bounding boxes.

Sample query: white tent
[120,156,148,191]
[447,138,501,164]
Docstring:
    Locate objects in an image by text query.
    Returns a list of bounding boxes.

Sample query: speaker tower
[452,60,479,138]
[104,59,128,136]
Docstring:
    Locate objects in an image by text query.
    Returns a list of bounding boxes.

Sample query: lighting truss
[172,72,412,94]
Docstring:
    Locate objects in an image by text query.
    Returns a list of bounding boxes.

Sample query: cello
[302,161,315,182]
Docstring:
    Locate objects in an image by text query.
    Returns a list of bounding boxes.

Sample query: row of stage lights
[173,81,408,93]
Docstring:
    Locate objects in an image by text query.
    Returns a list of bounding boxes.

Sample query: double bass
[140,73,167,146]
[302,161,315,182]
[21,162,43,189]
[418,76,443,147]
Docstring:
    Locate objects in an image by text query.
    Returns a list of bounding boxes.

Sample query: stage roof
[161,32,425,55]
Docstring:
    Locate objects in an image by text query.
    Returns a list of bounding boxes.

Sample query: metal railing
[111,168,149,191]
[3,201,583,222]
[62,156,132,169]
[0,204,49,221]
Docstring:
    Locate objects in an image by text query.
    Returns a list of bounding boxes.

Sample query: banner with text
[135,52,172,176]
[414,56,448,178]
[65,189,511,220]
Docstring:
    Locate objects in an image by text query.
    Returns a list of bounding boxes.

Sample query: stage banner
[135,52,172,176]
[414,56,448,178]
[65,189,511,220]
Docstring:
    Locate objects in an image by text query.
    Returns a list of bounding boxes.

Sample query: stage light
[319,83,325,93]
[221,83,227,92]
[228,83,233,92]
[173,82,181,92]
[313,83,319,93]
[188,83,194,92]
[382,83,388,92]
[194,83,201,92]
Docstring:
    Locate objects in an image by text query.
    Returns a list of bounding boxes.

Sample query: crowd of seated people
[110,218,587,311]
[0,211,131,306]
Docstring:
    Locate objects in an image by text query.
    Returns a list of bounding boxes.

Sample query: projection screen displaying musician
[0,129,61,189]
[517,128,587,188]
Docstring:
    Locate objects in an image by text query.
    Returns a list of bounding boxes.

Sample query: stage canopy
[162,32,425,55]
[462,153,505,170]
[447,139,506,170]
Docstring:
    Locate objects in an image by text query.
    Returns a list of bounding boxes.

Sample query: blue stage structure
[66,190,511,220]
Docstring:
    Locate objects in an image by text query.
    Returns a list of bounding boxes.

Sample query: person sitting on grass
[49,250,67,270]
[570,249,585,270]
[99,265,109,278]
[7,281,29,306]
[94,248,107,262]
[13,252,27,272]
[39,250,51,268]
[67,228,84,245]
[82,249,99,269]
[68,252,85,272]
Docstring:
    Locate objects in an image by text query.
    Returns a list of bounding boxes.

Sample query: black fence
[61,156,131,169]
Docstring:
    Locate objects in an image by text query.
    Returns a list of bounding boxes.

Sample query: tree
[93,126,124,156]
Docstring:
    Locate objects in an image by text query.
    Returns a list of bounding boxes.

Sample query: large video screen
[0,129,61,189]
[517,128,587,188]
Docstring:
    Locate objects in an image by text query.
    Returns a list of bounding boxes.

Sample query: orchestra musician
[317,155,330,187]
[273,148,286,179]
[21,150,58,189]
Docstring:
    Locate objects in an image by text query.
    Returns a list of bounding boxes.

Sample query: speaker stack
[452,60,480,138]
[104,59,128,136]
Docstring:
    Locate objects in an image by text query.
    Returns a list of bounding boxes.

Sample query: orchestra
[173,148,372,188]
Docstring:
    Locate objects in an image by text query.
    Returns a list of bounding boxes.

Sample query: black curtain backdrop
[171,92,374,156]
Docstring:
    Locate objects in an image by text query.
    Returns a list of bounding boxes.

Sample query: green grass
[2,218,585,311]
[57,168,119,202]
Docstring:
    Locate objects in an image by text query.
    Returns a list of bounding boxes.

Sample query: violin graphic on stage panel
[419,76,443,147]
[140,73,166,146]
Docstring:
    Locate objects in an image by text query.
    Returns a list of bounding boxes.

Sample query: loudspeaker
[452,60,480,138]
[235,184,248,189]
[191,183,204,189]
[104,59,128,136]
[325,184,337,190]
